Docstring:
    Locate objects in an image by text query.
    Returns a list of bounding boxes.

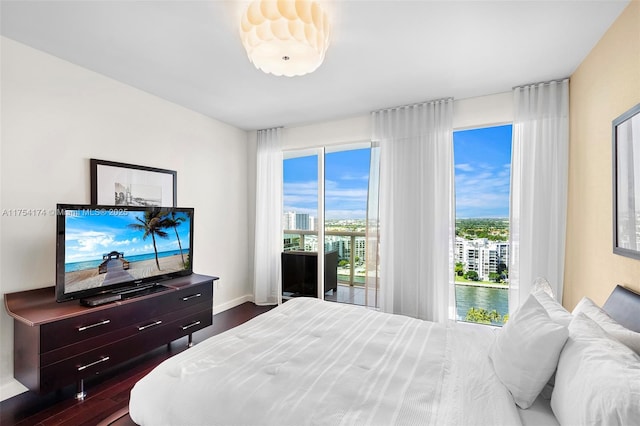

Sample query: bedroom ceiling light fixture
[239,0,331,77]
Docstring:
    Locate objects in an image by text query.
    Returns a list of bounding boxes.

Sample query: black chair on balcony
[281,250,338,298]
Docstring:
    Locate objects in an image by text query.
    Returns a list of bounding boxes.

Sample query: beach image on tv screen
[64,209,191,294]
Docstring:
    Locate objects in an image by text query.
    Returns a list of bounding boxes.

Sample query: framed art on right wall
[613,102,640,260]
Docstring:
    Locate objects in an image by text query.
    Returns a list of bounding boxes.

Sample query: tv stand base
[80,293,122,307]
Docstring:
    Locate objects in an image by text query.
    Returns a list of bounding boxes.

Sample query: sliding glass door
[282,143,378,306]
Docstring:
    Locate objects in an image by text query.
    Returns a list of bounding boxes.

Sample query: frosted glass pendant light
[239,0,331,77]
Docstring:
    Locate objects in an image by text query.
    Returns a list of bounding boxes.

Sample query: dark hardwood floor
[0,302,274,426]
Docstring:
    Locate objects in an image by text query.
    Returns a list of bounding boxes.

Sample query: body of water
[332,276,508,325]
[66,249,186,272]
[455,284,508,325]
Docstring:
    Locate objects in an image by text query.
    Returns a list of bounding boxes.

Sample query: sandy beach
[65,254,188,293]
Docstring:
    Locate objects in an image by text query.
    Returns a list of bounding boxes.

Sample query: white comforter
[130,298,521,425]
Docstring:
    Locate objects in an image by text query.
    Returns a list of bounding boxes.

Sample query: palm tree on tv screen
[128,210,170,270]
[164,211,186,268]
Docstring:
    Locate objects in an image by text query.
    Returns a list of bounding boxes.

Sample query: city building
[455,237,509,281]
[283,212,296,231]
[283,212,316,232]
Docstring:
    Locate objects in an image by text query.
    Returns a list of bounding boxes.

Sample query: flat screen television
[55,204,194,302]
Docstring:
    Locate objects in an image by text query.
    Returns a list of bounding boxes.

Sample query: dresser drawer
[170,281,213,309]
[40,281,212,352]
[41,301,212,366]
[39,307,212,394]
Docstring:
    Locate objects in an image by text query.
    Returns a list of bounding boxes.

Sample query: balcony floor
[324,283,377,307]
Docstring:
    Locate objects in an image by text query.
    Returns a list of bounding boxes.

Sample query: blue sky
[454,124,512,218]
[284,125,511,220]
[65,211,191,263]
[283,148,370,220]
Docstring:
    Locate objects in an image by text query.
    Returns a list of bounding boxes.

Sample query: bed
[129,285,640,425]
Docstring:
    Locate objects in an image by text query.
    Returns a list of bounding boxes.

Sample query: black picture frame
[90,159,177,207]
[612,103,640,260]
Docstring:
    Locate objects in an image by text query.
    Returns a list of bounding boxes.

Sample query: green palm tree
[164,211,186,268]
[128,210,170,270]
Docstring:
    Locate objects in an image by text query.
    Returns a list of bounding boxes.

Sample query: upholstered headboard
[602,285,640,333]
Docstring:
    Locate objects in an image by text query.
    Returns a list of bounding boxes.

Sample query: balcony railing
[283,229,365,287]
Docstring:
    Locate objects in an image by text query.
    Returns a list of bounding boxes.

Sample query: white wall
[452,92,512,130]
[0,37,252,400]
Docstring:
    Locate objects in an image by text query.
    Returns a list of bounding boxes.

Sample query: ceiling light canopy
[239,0,330,77]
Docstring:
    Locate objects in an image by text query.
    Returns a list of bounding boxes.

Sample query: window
[453,124,512,325]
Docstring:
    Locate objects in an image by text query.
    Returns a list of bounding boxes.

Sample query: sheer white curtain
[365,142,381,309]
[509,80,569,310]
[253,128,283,305]
[373,99,455,322]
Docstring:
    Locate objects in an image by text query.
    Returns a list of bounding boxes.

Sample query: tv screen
[55,204,194,302]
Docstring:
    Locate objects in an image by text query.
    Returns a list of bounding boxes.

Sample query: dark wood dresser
[4,273,217,399]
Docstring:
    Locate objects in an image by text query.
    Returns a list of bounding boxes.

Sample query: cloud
[455,163,511,218]
[284,179,369,219]
[325,188,368,200]
[283,181,319,214]
[340,173,369,181]
[66,230,115,252]
[455,163,474,172]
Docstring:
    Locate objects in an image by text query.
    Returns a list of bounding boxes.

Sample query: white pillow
[489,294,569,409]
[572,296,640,355]
[533,289,572,327]
[530,285,572,400]
[551,313,640,425]
[531,276,555,297]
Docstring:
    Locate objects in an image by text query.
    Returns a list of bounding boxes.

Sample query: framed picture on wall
[612,103,640,260]
[90,159,177,207]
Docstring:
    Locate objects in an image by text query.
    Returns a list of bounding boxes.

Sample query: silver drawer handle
[182,293,202,301]
[181,320,201,330]
[138,320,163,331]
[77,319,110,332]
[77,356,110,371]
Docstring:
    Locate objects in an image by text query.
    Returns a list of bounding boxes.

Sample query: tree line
[456,218,509,242]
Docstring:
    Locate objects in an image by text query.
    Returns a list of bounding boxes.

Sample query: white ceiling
[0,0,630,131]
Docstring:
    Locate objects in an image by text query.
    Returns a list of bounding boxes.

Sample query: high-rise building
[283,211,315,231]
[354,238,366,262]
[283,211,296,230]
[455,237,509,281]
[295,213,310,230]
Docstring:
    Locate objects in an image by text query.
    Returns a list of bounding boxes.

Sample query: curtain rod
[257,126,284,132]
[512,78,569,90]
[372,97,454,114]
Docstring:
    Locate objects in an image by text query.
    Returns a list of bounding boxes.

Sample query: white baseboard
[0,378,27,402]
[212,294,254,315]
